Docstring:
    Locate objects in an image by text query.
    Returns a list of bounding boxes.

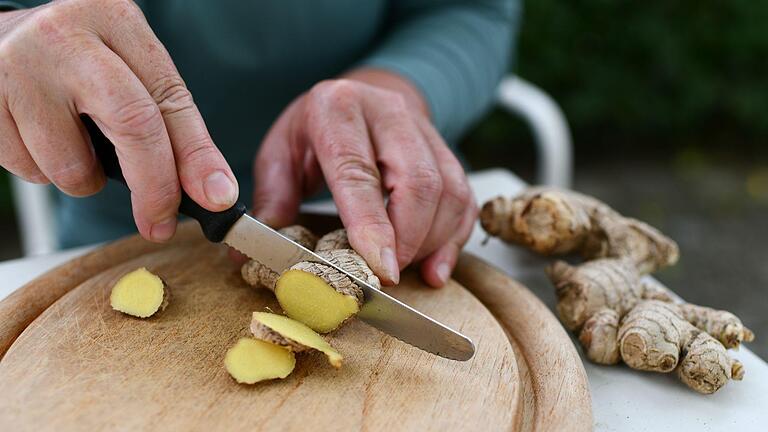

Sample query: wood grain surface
[454,254,593,431]
[0,223,592,431]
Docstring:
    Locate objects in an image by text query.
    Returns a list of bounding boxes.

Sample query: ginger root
[241,226,378,333]
[678,303,755,349]
[233,227,378,385]
[224,338,296,384]
[110,267,170,318]
[251,312,342,368]
[480,187,679,274]
[549,258,751,393]
[483,187,755,394]
[241,225,319,290]
[255,228,379,333]
[620,300,744,394]
[314,228,351,252]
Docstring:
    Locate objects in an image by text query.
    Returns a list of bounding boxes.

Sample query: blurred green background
[1,0,766,356]
[463,0,768,168]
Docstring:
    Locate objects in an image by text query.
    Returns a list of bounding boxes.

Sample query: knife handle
[83,115,246,243]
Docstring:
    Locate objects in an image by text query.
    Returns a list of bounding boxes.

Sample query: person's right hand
[0,0,238,242]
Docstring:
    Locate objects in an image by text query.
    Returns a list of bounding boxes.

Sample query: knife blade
[224,214,475,360]
[83,115,475,361]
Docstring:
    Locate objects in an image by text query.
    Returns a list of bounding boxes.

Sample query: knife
[82,116,475,361]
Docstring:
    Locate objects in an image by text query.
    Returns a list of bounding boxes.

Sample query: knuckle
[30,5,67,31]
[48,161,98,195]
[404,163,442,202]
[383,91,407,110]
[141,180,180,217]
[333,154,380,188]
[103,0,144,21]
[443,177,473,207]
[148,75,195,115]
[177,137,217,166]
[109,98,164,142]
[309,79,360,107]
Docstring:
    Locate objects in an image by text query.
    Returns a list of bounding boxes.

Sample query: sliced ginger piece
[275,268,361,333]
[275,248,378,333]
[251,312,343,368]
[110,267,170,318]
[224,338,296,384]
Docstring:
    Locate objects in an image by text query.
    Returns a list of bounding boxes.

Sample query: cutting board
[0,223,591,431]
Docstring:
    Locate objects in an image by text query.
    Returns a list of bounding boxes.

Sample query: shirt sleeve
[360,0,521,145]
[0,1,25,11]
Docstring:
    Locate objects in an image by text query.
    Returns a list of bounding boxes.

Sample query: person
[0,0,519,287]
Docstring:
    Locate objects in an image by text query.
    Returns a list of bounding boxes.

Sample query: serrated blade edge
[223,214,475,361]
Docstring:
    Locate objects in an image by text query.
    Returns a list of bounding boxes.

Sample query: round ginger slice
[251,312,343,368]
[275,268,361,333]
[110,267,169,318]
[224,338,296,384]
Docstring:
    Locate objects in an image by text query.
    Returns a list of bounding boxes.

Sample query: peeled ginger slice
[251,312,343,368]
[110,267,169,318]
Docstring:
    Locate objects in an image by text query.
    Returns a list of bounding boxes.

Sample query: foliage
[465,0,768,163]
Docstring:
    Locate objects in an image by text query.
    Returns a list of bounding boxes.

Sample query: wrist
[342,67,430,118]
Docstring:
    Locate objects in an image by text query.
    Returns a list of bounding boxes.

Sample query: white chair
[10,76,573,256]
[496,76,573,188]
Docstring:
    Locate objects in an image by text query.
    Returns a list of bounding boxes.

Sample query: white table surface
[1,168,766,431]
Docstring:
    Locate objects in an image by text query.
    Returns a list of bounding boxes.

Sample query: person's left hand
[252,68,477,288]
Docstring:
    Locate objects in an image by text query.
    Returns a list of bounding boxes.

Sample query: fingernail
[150,218,176,241]
[436,263,451,285]
[380,247,400,285]
[203,171,238,207]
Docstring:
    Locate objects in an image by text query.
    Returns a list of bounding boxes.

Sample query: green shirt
[6,0,519,247]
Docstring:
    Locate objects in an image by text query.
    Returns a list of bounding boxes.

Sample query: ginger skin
[480,188,679,274]
[620,301,743,394]
[483,188,755,394]
[314,228,351,252]
[548,258,750,394]
[110,267,170,318]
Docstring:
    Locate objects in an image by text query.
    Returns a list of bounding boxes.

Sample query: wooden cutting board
[0,223,591,431]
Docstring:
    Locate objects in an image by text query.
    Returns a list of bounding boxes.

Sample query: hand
[0,0,238,242]
[253,69,478,287]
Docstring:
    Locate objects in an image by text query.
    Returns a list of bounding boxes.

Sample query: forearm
[360,0,520,144]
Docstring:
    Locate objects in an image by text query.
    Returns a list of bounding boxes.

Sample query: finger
[10,88,104,195]
[306,81,399,285]
[363,93,442,268]
[411,120,473,262]
[253,102,304,228]
[301,146,324,198]
[420,200,478,288]
[91,2,237,210]
[0,105,48,183]
[69,45,180,241]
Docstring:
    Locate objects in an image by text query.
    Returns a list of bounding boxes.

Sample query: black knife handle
[83,115,246,243]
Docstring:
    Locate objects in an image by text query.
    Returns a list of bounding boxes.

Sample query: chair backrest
[10,178,58,256]
[496,76,573,188]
